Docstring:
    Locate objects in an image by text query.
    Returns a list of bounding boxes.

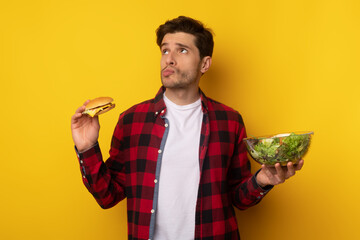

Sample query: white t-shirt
[153,94,203,240]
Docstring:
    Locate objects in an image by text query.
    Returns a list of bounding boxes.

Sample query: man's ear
[200,56,212,74]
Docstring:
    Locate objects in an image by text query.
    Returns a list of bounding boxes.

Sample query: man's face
[160,32,203,89]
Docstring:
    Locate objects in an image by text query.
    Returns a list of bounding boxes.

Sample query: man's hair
[156,16,214,59]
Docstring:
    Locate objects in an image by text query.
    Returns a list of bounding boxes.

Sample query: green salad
[245,132,312,165]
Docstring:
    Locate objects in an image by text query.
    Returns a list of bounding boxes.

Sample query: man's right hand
[71,100,100,152]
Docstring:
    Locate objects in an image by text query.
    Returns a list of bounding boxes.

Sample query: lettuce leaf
[249,132,311,165]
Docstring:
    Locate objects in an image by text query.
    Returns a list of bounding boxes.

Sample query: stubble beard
[161,68,201,89]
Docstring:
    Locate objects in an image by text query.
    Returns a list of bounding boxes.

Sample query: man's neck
[164,87,200,106]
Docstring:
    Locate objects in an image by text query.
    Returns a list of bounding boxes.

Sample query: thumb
[93,115,100,128]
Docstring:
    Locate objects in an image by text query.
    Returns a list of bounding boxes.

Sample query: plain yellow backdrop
[1,0,359,239]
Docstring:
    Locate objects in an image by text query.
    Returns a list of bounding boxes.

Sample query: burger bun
[82,97,115,117]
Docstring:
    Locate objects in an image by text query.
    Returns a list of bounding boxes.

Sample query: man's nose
[165,52,176,66]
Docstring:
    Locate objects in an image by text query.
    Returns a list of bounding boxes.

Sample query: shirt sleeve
[228,114,273,210]
[75,117,127,209]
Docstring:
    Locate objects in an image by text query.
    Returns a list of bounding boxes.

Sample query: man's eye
[162,49,169,55]
[180,49,188,53]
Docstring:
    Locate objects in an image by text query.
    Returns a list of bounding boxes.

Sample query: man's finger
[75,105,87,114]
[286,162,296,178]
[295,159,304,171]
[83,99,91,106]
[72,112,83,121]
[275,163,285,183]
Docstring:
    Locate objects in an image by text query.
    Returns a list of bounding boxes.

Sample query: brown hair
[156,16,214,59]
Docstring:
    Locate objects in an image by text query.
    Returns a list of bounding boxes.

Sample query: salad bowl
[243,131,313,166]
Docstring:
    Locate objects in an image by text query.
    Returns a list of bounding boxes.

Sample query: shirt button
[164,123,168,127]
[83,175,86,178]
[260,192,264,196]
[158,149,162,154]
[154,179,158,183]
[151,209,155,213]
[80,160,83,164]
[155,111,158,115]
[161,110,165,114]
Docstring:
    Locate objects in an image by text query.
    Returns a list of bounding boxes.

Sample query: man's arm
[228,114,304,209]
[75,140,126,209]
[71,101,126,208]
[228,122,272,210]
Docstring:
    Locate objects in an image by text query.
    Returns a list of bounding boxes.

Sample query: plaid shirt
[76,87,271,240]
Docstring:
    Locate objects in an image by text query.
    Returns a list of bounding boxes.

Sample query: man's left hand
[256,159,304,188]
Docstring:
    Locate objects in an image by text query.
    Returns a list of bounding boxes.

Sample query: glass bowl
[243,131,314,166]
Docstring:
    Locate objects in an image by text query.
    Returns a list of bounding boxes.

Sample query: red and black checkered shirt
[76,87,271,240]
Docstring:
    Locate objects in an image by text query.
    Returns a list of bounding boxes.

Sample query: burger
[82,97,115,117]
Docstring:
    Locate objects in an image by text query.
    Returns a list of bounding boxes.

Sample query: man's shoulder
[126,98,155,113]
[119,98,156,119]
[205,97,244,124]
[206,96,241,114]
[206,97,237,112]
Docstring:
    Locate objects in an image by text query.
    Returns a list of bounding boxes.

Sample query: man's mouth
[162,68,175,77]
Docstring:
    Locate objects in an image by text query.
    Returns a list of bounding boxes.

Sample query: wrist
[255,169,269,188]
[76,142,97,153]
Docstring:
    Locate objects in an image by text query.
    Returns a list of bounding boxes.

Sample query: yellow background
[1,0,359,239]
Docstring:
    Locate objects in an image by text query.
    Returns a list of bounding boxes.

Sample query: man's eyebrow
[176,43,191,49]
[160,42,191,49]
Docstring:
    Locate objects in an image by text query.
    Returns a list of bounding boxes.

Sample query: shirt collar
[153,86,209,116]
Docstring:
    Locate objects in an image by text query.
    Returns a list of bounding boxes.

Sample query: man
[71,16,303,240]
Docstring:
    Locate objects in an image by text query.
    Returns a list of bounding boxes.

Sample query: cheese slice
[83,108,99,117]
[83,103,113,117]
